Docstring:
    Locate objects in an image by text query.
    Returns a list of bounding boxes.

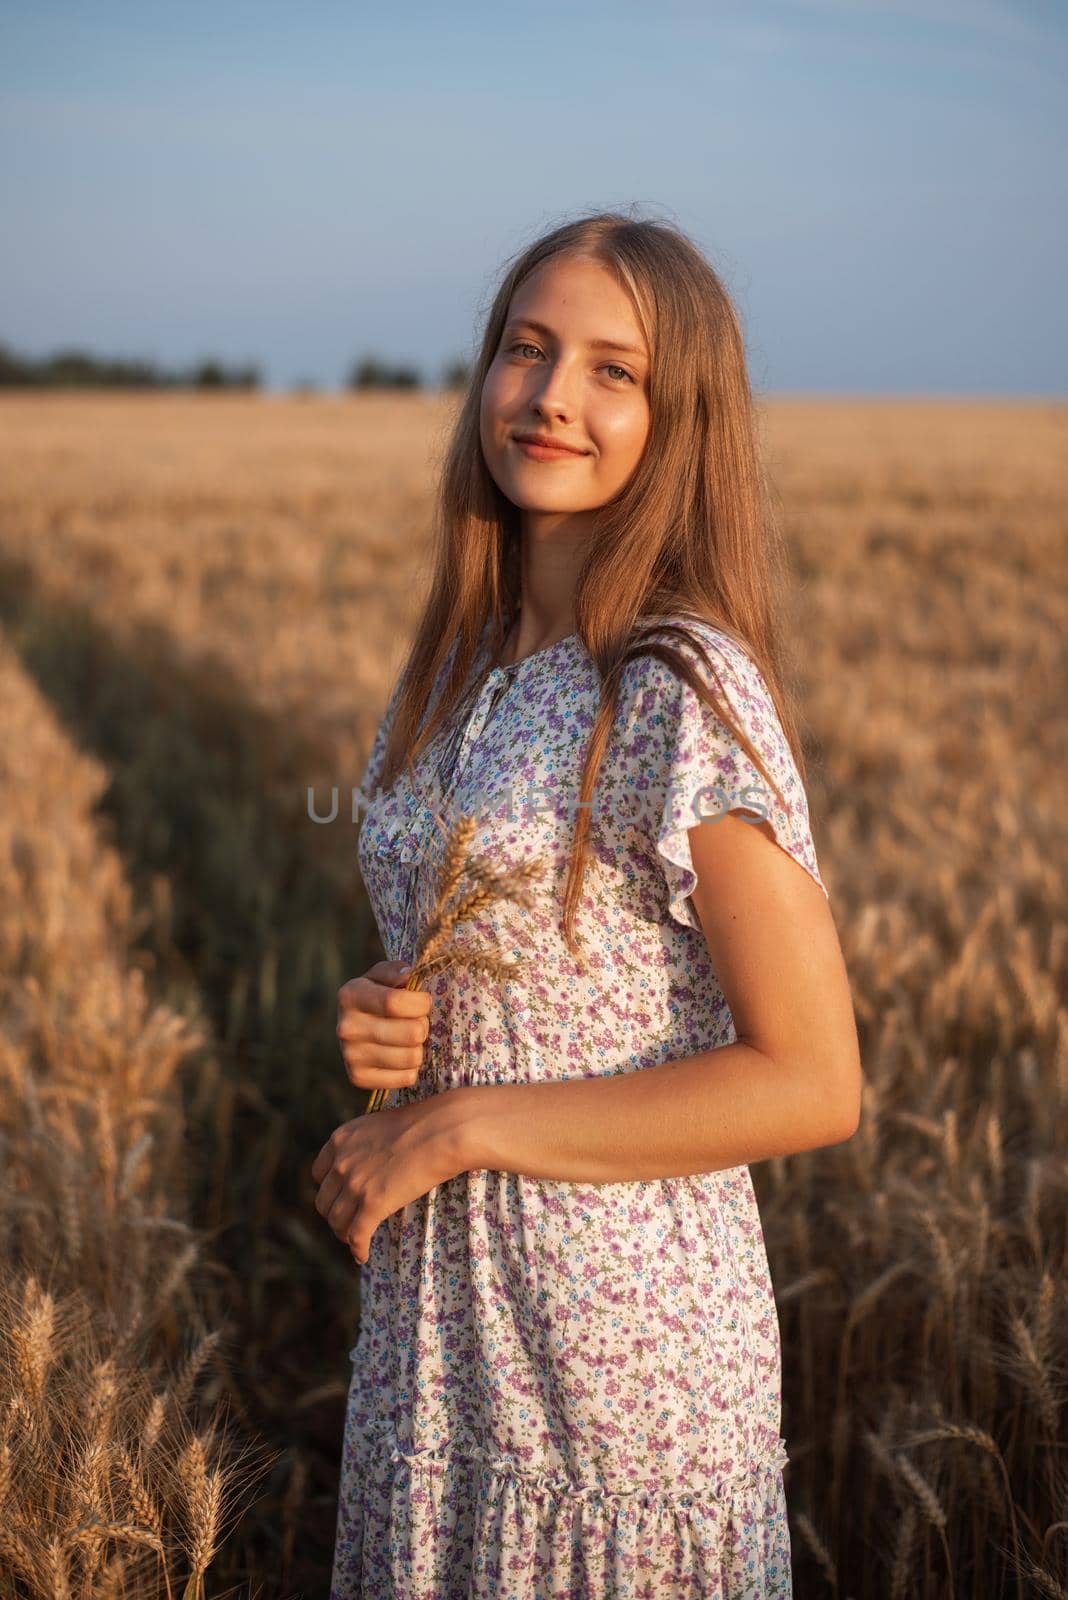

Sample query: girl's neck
[497,605,575,669]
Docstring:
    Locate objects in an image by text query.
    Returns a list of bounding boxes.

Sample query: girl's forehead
[513,256,630,309]
[510,258,652,349]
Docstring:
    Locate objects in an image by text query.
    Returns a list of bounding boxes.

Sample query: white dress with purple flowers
[330,616,828,1599]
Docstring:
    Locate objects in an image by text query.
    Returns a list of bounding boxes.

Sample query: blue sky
[2,0,1065,394]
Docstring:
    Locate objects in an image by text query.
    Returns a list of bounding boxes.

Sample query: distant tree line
[0,338,473,393]
[0,341,262,390]
[344,355,470,391]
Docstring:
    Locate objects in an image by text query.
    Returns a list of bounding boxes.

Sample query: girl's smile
[512,436,590,461]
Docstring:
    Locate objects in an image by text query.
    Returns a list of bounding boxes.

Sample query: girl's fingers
[346,1066,420,1091]
[339,1040,424,1090]
[336,1011,429,1047]
[343,972,432,1021]
[341,1040,424,1071]
[313,1169,345,1222]
[326,1190,357,1238]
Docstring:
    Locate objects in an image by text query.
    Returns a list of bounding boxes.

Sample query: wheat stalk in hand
[365,812,544,1112]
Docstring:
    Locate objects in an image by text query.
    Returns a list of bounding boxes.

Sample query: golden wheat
[177,1433,224,1599]
[166,1328,223,1421]
[0,635,274,1597]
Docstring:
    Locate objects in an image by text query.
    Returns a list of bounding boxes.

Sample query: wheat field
[0,391,1065,1598]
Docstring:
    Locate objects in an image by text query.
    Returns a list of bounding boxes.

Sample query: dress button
[462,669,511,747]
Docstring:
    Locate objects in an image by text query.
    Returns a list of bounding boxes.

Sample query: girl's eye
[506,342,635,384]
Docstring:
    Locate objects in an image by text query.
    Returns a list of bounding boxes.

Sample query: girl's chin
[503,471,598,501]
[508,495,589,512]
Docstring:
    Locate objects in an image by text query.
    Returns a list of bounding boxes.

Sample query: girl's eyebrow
[504,316,649,362]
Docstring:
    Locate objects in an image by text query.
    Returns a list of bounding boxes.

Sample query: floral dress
[330,614,828,1599]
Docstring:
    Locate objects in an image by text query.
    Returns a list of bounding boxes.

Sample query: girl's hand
[336,959,433,1092]
[310,1093,463,1264]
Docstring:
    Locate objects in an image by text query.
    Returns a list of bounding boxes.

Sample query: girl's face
[479,254,652,538]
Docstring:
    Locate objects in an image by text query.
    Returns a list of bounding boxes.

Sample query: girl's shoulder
[620,612,763,700]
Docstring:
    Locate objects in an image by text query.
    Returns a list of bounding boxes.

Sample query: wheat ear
[365,811,544,1114]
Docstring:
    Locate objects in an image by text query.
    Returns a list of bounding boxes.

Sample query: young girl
[313,210,861,1598]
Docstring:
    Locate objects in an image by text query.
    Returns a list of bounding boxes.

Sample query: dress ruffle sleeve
[619,621,828,935]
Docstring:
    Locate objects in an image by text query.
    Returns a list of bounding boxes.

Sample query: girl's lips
[513,439,589,461]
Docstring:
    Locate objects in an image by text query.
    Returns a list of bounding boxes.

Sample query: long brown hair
[377,207,812,957]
